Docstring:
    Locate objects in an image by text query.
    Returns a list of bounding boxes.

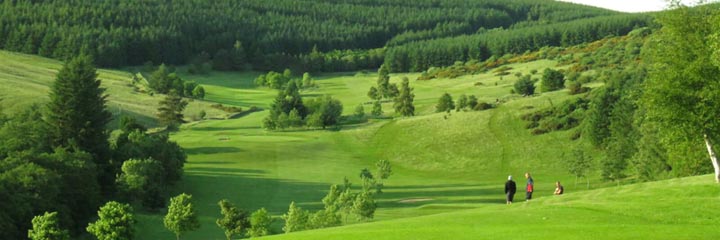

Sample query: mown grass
[128,59,620,239]
[5,51,686,240]
[263,175,720,240]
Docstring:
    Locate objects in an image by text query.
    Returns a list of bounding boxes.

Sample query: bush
[567,81,590,95]
[540,68,565,92]
[514,75,536,96]
[435,93,455,113]
[473,102,493,111]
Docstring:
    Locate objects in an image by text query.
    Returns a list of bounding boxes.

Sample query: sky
[557,0,708,13]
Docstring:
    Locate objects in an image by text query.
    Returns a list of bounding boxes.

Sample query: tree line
[0,0,617,70]
[383,14,652,73]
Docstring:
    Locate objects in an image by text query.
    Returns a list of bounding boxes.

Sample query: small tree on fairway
[374,160,393,193]
[367,86,380,100]
[456,94,468,111]
[568,148,592,189]
[359,168,375,191]
[216,199,249,240]
[164,193,200,240]
[28,212,69,240]
[514,75,535,96]
[436,93,455,113]
[393,77,415,117]
[247,208,272,238]
[192,85,205,99]
[87,201,135,240]
[302,72,313,88]
[157,90,188,130]
[282,202,309,233]
[352,191,376,221]
[354,104,365,119]
[467,95,479,109]
[183,81,198,97]
[371,101,383,117]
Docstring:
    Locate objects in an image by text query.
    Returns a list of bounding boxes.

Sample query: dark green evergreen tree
[46,55,113,191]
[393,77,415,117]
[157,90,188,130]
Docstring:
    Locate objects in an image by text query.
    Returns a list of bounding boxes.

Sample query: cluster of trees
[262,81,343,130]
[283,160,393,234]
[29,193,252,240]
[0,56,187,239]
[522,97,589,135]
[553,4,720,184]
[436,93,492,113]
[148,64,205,99]
[255,69,315,90]
[366,65,416,117]
[0,0,618,70]
[384,14,651,72]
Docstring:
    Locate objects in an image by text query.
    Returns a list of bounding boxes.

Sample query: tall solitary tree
[46,55,113,190]
[157,90,188,130]
[28,212,70,240]
[86,201,135,240]
[164,193,200,240]
[394,77,415,117]
[642,4,720,182]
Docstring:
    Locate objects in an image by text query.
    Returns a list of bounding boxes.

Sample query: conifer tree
[282,202,309,233]
[157,90,188,130]
[394,77,415,116]
[216,199,249,240]
[47,55,112,190]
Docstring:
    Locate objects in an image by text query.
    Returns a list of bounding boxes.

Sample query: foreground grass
[263,175,720,240]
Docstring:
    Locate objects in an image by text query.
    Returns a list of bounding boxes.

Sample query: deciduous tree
[164,193,200,240]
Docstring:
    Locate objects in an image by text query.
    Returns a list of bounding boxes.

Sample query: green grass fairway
[0,50,227,127]
[5,51,706,240]
[130,60,618,239]
[263,175,720,240]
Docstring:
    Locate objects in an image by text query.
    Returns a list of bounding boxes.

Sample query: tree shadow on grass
[191,125,261,131]
[184,146,244,155]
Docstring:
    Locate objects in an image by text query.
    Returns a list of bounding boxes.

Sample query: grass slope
[263,174,720,240]
[0,50,227,127]
[132,60,614,239]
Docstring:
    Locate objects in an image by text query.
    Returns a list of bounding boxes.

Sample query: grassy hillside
[128,58,614,239]
[263,174,720,240]
[5,46,706,240]
[0,50,227,127]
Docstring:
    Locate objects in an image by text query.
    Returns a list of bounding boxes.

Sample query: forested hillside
[0,0,619,70]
